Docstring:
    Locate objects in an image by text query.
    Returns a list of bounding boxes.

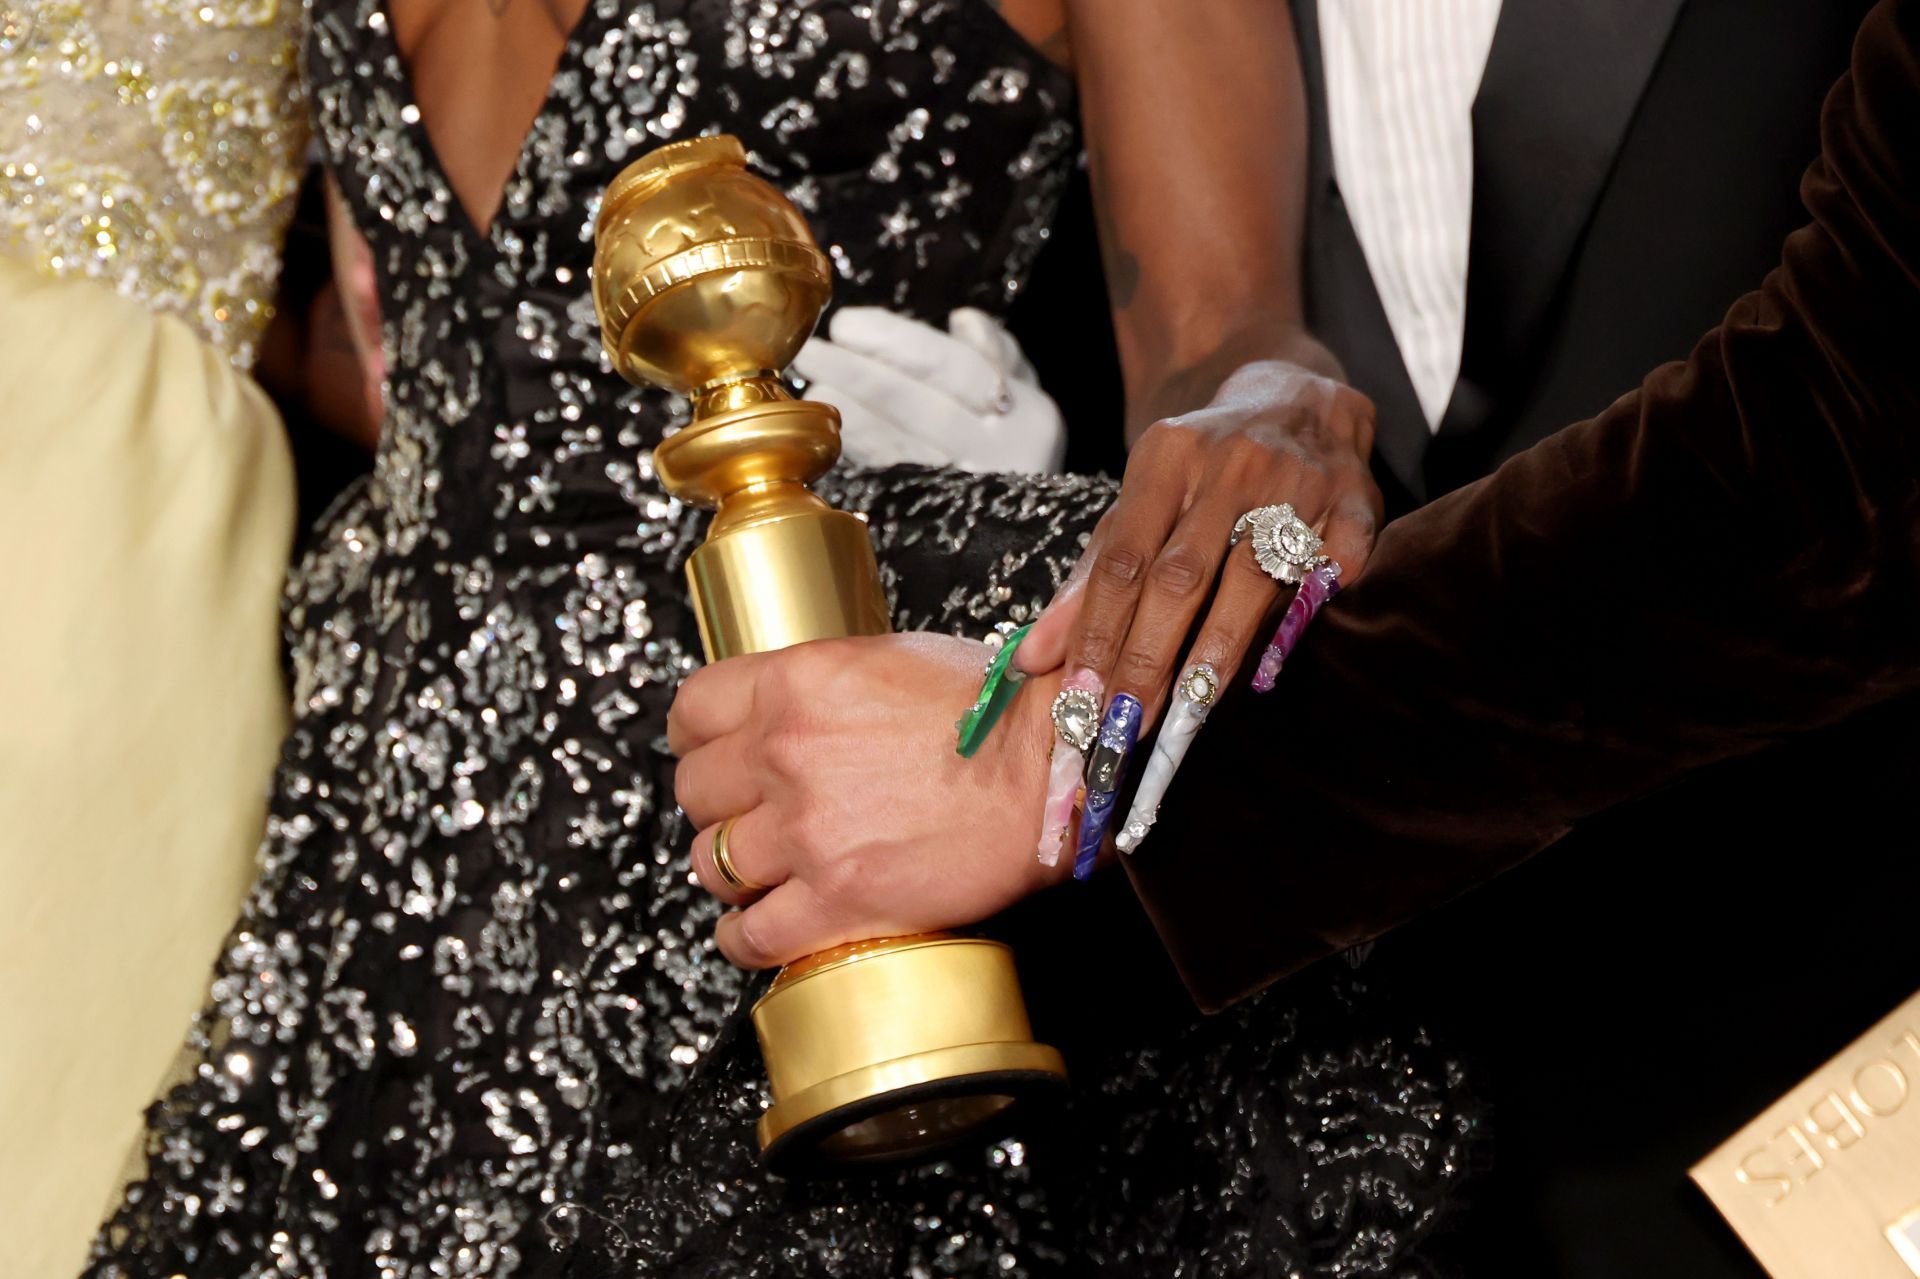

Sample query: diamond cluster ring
[1230,503,1328,585]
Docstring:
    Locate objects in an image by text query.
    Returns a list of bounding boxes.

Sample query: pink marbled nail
[1037,668,1101,865]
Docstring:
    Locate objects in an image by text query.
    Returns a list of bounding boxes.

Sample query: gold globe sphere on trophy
[592,135,1067,1172]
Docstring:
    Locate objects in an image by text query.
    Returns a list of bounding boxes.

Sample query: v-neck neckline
[371,0,602,247]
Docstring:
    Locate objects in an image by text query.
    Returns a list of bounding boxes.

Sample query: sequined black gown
[90,3,1479,1275]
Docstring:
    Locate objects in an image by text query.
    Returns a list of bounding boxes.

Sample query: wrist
[1124,321,1345,444]
[1268,326,1346,383]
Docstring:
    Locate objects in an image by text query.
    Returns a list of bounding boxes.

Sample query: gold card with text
[1693,989,1920,1278]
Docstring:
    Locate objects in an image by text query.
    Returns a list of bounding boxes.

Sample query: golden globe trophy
[592,135,1067,1172]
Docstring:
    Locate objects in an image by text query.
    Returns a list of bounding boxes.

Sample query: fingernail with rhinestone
[1073,693,1144,880]
[1252,562,1343,692]
[1038,670,1101,866]
[1115,664,1220,855]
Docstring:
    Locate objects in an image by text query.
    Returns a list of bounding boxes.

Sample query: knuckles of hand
[663,672,711,749]
[1092,545,1149,586]
[753,645,818,704]
[674,761,708,826]
[1147,543,1212,597]
[1337,491,1383,535]
[1339,393,1379,451]
[1205,435,1331,499]
[1217,422,1298,469]
[754,724,816,784]
[1129,420,1196,462]
[729,912,776,967]
[1114,646,1166,689]
[805,843,870,915]
[1072,623,1125,668]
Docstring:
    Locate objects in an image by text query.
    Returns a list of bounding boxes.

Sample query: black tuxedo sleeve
[1124,0,1920,1012]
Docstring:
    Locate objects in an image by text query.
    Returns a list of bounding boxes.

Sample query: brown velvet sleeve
[1125,0,1920,1012]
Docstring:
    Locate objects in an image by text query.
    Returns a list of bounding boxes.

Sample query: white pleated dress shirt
[1318,0,1504,429]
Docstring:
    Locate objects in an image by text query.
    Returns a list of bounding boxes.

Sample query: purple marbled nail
[1252,563,1343,693]
[1073,693,1143,880]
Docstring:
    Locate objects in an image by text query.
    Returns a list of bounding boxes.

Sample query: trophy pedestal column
[685,504,890,660]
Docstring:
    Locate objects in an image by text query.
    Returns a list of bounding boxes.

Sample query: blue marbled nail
[1073,693,1143,880]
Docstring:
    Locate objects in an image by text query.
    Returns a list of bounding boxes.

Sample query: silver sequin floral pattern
[0,0,306,365]
[89,3,1480,1276]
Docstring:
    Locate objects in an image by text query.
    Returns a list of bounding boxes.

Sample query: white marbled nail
[1115,664,1220,854]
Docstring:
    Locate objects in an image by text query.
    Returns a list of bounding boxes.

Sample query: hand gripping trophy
[592,135,1066,1173]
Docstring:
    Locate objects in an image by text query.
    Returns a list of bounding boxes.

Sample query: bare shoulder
[991,0,1073,72]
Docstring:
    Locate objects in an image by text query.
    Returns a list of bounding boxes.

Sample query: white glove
[791,306,1067,474]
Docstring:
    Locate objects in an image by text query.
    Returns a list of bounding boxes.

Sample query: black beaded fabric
[87,3,1480,1276]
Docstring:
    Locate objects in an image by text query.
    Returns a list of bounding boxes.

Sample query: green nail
[954,624,1033,758]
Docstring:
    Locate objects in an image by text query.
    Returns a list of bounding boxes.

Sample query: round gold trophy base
[752,934,1067,1173]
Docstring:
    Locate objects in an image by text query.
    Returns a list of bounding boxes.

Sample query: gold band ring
[710,817,767,896]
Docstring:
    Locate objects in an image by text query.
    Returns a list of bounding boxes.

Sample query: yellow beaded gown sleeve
[0,3,306,1273]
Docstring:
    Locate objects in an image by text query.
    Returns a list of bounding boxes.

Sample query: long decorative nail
[1252,562,1343,692]
[954,623,1031,757]
[1115,664,1219,854]
[1073,693,1144,880]
[1038,670,1102,866]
